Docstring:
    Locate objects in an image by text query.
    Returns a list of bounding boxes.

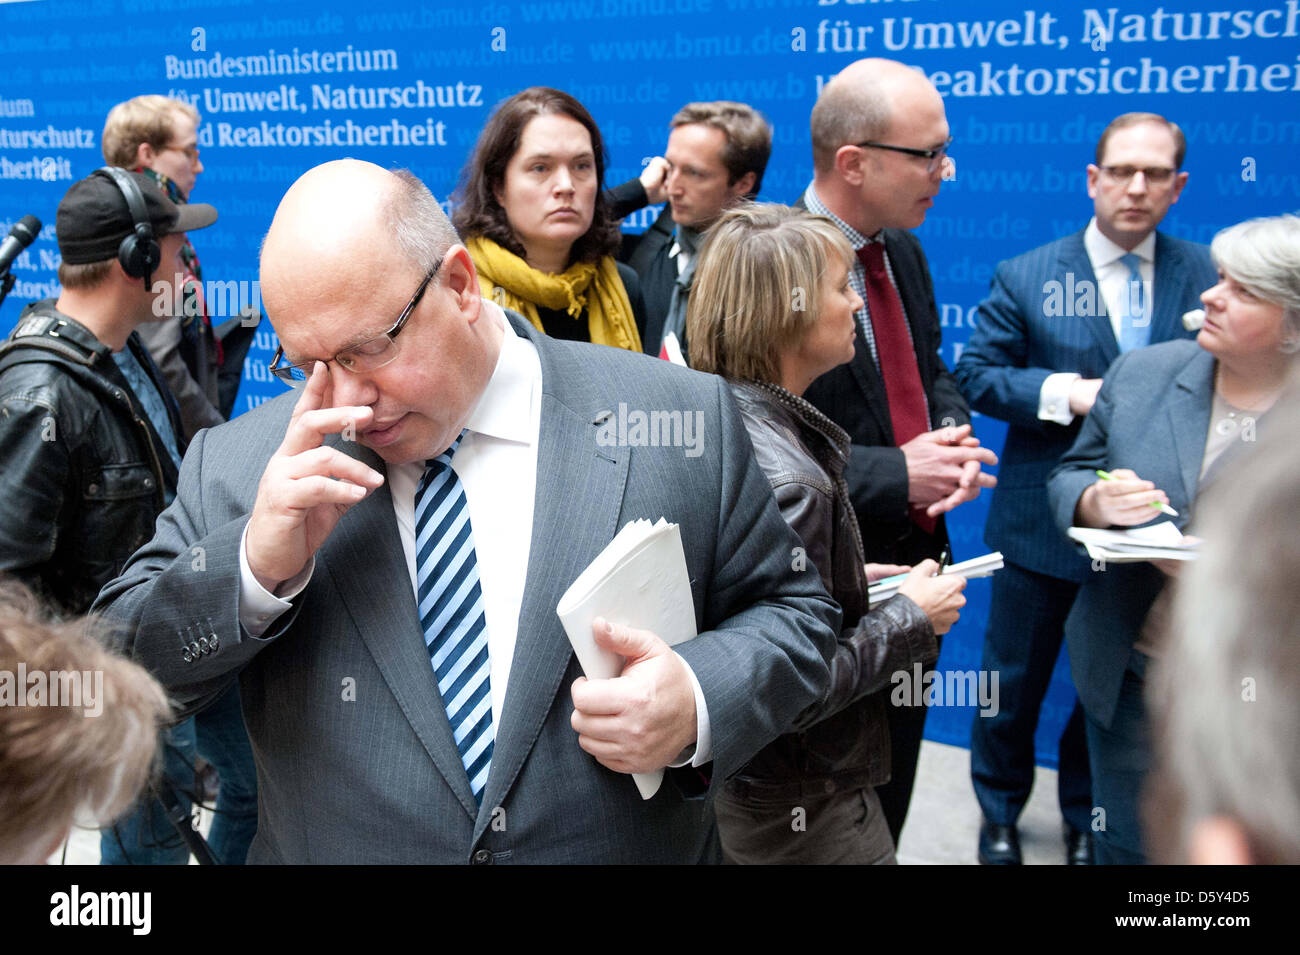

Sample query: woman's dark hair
[453,87,621,266]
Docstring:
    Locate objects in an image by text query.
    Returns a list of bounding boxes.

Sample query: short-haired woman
[1048,214,1300,864]
[688,203,967,864]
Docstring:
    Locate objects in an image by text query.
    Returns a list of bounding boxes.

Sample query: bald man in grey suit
[94,160,836,864]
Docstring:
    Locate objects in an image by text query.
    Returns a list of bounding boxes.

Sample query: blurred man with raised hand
[611,101,771,358]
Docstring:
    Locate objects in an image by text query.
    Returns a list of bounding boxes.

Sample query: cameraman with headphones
[0,169,234,863]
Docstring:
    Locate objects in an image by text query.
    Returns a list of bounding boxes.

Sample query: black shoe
[978,820,1022,865]
[1066,827,1094,865]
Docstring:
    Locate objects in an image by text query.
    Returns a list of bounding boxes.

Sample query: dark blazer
[625,207,676,355]
[955,229,1216,580]
[93,309,838,864]
[793,207,970,563]
[608,178,677,356]
[1046,339,1214,729]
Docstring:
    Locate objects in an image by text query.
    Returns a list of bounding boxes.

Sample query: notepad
[868,551,1005,602]
[1067,523,1200,563]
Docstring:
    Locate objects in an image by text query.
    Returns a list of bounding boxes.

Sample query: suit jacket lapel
[1165,348,1215,513]
[318,437,480,820]
[1151,233,1195,344]
[1060,232,1120,366]
[473,330,631,837]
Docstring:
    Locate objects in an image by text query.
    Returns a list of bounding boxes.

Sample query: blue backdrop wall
[2,0,1295,764]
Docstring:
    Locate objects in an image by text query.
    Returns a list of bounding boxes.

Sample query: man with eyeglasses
[103,95,256,439]
[94,159,839,864]
[795,57,998,846]
[955,111,1216,865]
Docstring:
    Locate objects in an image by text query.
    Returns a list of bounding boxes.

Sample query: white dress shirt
[1038,218,1157,425]
[237,300,711,765]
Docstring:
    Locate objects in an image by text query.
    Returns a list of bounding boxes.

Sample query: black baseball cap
[56,169,217,265]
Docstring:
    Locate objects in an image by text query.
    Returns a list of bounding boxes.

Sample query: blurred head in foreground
[0,579,170,863]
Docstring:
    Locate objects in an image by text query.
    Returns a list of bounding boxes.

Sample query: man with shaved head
[95,159,836,864]
[797,58,997,844]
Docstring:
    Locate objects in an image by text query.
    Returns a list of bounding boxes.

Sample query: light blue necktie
[1117,252,1149,352]
[414,431,493,803]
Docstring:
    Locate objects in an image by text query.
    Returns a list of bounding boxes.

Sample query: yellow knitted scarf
[466,236,642,352]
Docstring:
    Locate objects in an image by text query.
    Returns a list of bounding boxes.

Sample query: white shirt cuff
[238,522,314,636]
[1039,372,1081,425]
[667,654,712,768]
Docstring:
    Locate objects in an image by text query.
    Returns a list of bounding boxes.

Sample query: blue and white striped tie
[414,431,493,803]
[1117,252,1149,352]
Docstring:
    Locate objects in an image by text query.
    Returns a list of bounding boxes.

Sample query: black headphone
[96,166,160,289]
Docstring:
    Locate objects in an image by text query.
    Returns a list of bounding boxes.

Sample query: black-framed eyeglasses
[856,135,954,174]
[269,259,441,388]
[1099,165,1177,185]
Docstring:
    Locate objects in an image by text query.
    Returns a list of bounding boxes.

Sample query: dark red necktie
[857,242,935,534]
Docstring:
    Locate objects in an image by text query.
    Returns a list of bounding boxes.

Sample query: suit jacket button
[471,849,492,865]
[190,641,201,657]
[209,633,220,651]
[198,636,210,653]
[182,648,192,663]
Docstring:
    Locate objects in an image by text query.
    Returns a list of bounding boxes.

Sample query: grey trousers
[715,785,898,865]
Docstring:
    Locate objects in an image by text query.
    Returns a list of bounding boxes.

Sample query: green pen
[1095,469,1179,517]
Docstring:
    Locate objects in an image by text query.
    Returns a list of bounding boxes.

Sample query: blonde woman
[688,203,966,864]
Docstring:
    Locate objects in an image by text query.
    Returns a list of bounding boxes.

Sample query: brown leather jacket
[724,381,939,802]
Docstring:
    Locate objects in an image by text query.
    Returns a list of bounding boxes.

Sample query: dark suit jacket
[793,206,970,564]
[625,207,676,356]
[1047,340,1214,729]
[93,309,837,864]
[608,178,677,356]
[955,229,1216,580]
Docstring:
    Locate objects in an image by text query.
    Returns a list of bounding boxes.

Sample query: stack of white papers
[1067,522,1200,563]
[556,518,697,799]
[868,552,1004,602]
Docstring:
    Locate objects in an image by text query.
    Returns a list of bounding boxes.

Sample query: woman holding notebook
[1047,214,1300,865]
[687,203,966,864]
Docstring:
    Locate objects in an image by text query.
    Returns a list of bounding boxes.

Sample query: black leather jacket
[0,300,182,614]
[725,381,938,802]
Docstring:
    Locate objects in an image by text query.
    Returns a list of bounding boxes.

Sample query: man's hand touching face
[245,362,385,592]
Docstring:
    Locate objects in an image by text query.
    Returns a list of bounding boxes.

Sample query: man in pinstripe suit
[954,112,1216,865]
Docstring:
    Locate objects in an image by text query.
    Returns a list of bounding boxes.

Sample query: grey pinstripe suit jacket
[95,310,837,864]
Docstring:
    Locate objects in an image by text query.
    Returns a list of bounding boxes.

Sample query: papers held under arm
[556,518,698,800]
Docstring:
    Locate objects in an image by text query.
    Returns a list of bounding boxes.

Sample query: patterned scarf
[465,236,641,352]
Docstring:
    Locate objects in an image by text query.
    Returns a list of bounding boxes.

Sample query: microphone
[1182,308,1206,331]
[0,215,41,276]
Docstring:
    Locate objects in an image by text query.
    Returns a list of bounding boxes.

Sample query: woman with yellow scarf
[453,87,645,352]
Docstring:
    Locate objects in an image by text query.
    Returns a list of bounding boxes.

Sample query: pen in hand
[1095,469,1179,517]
